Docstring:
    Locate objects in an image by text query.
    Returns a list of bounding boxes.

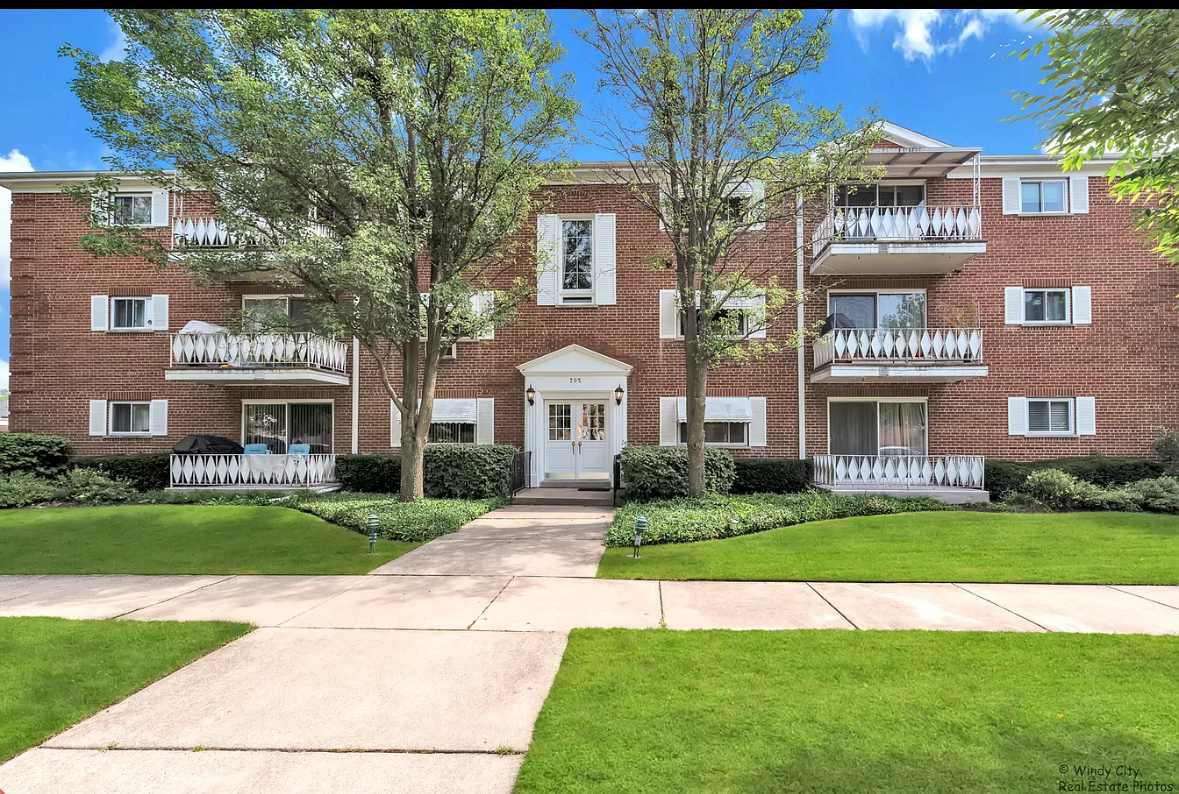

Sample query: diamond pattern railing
[170,332,349,373]
[812,454,985,490]
[170,454,337,488]
[812,204,982,253]
[172,218,332,249]
[813,327,983,369]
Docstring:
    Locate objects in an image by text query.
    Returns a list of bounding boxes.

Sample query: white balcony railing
[812,454,985,490]
[170,453,337,488]
[812,204,983,252]
[813,327,983,368]
[172,218,332,249]
[169,332,349,373]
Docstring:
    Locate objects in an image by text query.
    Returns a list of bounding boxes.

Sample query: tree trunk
[684,349,709,496]
[398,335,425,502]
[399,429,425,501]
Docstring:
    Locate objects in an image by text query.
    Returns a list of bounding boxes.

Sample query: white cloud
[848,8,1039,62]
[0,149,34,287]
[100,20,128,63]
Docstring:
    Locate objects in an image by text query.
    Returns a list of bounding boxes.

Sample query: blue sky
[0,9,1054,390]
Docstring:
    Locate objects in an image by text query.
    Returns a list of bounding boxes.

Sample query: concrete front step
[512,487,614,506]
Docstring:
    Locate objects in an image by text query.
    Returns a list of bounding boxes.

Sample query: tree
[1014,9,1179,261]
[63,9,576,499]
[580,9,878,495]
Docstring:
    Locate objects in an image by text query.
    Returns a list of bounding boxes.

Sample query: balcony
[171,218,331,249]
[166,331,350,386]
[170,453,338,489]
[811,204,986,275]
[811,327,987,383]
[812,453,988,504]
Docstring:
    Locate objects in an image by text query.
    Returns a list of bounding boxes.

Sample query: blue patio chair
[288,443,311,459]
[243,443,270,455]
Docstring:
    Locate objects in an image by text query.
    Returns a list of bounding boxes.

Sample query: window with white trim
[111,193,153,226]
[559,218,594,303]
[243,295,313,332]
[679,306,752,339]
[243,402,333,454]
[836,183,925,208]
[110,401,151,435]
[1020,180,1066,214]
[1027,398,1073,435]
[110,297,151,330]
[1022,289,1070,323]
[678,421,748,446]
[428,422,475,443]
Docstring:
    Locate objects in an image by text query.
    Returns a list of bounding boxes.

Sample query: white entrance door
[545,401,610,481]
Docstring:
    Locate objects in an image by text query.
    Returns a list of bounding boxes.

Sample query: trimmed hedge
[0,434,71,477]
[73,454,170,492]
[619,445,736,501]
[293,494,503,542]
[0,473,61,508]
[986,455,1165,500]
[731,459,812,494]
[336,444,519,499]
[608,492,954,546]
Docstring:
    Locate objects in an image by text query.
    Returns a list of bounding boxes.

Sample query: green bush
[0,434,71,477]
[986,455,1165,500]
[336,455,400,492]
[619,446,736,501]
[1153,428,1179,474]
[607,491,954,546]
[73,454,170,492]
[55,468,138,504]
[731,459,812,494]
[297,494,503,541]
[1020,469,1106,510]
[1122,477,1179,514]
[422,444,518,499]
[0,473,61,508]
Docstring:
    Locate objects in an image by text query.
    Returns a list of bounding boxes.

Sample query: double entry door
[545,401,610,481]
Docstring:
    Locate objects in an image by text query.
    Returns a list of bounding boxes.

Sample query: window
[829,400,927,457]
[828,292,926,330]
[679,306,751,338]
[112,194,153,225]
[1020,180,1066,213]
[548,403,572,441]
[243,295,313,332]
[718,196,749,224]
[110,401,151,435]
[678,421,748,446]
[243,402,333,453]
[1027,399,1073,434]
[559,219,593,301]
[1023,289,1069,323]
[836,183,925,208]
[428,422,475,443]
[111,297,150,330]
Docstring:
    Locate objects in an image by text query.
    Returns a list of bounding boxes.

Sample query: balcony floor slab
[165,368,350,386]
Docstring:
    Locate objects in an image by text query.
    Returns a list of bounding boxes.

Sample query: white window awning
[431,398,477,424]
[676,396,753,423]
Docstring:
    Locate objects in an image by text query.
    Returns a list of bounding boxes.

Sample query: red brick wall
[9,175,1176,463]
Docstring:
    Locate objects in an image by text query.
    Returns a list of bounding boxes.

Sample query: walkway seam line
[657,580,665,627]
[805,582,860,630]
[1107,585,1179,613]
[468,575,515,629]
[113,574,238,620]
[275,576,379,628]
[950,583,1053,632]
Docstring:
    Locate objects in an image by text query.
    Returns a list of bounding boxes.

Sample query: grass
[599,511,1179,583]
[0,617,249,763]
[0,505,421,574]
[514,629,1179,794]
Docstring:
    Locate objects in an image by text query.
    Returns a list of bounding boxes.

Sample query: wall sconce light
[614,384,625,405]
[526,385,536,406]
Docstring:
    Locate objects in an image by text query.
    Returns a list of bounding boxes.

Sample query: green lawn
[0,617,249,762]
[599,511,1179,583]
[0,505,420,574]
[515,629,1179,794]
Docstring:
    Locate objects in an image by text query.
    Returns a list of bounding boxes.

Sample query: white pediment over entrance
[517,344,634,376]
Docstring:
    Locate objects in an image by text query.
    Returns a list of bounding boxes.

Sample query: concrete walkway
[5,505,1179,793]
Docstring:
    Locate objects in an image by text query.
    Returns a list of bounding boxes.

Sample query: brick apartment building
[3,122,1176,499]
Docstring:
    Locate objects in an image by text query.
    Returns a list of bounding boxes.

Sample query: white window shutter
[1069,176,1090,214]
[89,400,108,436]
[748,295,767,339]
[1002,177,1021,215]
[749,179,765,231]
[536,214,559,305]
[1076,397,1096,436]
[1072,286,1092,324]
[659,397,679,446]
[90,190,109,227]
[150,189,170,227]
[1004,287,1023,324]
[151,294,169,331]
[593,213,617,305]
[91,295,109,331]
[476,398,495,444]
[390,401,402,448]
[749,397,767,447]
[149,399,169,436]
[1007,397,1028,436]
[659,290,679,338]
[471,292,494,340]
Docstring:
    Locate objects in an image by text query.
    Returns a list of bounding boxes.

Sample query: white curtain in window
[879,402,927,456]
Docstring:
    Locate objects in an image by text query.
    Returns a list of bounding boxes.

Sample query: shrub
[336,455,400,493]
[607,491,953,546]
[73,454,170,492]
[1020,469,1110,510]
[619,445,736,501]
[422,444,518,499]
[1153,428,1179,474]
[986,455,1165,500]
[731,459,812,494]
[55,468,138,504]
[297,494,502,542]
[0,473,61,508]
[0,434,71,477]
[1122,477,1179,514]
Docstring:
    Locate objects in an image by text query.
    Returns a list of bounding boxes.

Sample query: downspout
[351,337,360,454]
[796,190,806,459]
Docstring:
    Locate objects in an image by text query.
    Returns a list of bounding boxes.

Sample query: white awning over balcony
[675,397,753,422]
[431,399,477,423]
